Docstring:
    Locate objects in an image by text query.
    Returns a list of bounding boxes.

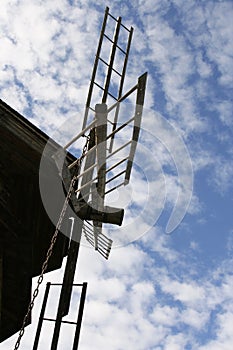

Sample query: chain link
[13,136,89,350]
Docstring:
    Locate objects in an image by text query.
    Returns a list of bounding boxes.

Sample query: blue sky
[1,0,233,349]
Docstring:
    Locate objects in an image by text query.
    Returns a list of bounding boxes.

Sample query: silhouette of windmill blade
[64,7,147,259]
[71,72,147,256]
[82,6,133,130]
[83,221,112,260]
[105,72,147,192]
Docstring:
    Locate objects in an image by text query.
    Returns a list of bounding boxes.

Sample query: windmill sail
[60,7,147,258]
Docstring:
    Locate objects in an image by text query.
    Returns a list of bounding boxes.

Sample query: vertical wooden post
[33,282,51,350]
[92,104,107,246]
[72,282,87,350]
[95,103,107,211]
[50,219,82,350]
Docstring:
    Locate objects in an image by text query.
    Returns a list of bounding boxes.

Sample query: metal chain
[13,136,89,350]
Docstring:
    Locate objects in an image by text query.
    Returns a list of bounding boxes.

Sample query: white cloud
[199,311,233,350]
[205,2,233,86]
[196,52,212,78]
[159,278,206,307]
[163,333,188,350]
[181,308,209,330]
[214,100,233,127]
[86,277,126,303]
[150,305,179,326]
[210,157,233,193]
[141,226,180,262]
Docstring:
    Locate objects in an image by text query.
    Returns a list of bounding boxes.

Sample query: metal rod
[33,282,51,350]
[106,115,135,140]
[107,11,131,31]
[43,318,77,325]
[82,238,111,257]
[64,119,96,150]
[107,11,118,21]
[105,157,128,174]
[120,22,131,32]
[105,170,126,184]
[116,44,127,55]
[72,283,88,350]
[68,153,96,171]
[89,106,95,112]
[96,244,111,257]
[70,161,97,179]
[107,84,138,113]
[94,81,118,100]
[103,34,127,55]
[82,230,111,249]
[49,283,84,286]
[84,230,112,245]
[83,222,112,243]
[82,235,110,255]
[75,175,98,193]
[105,181,125,195]
[106,140,132,160]
[98,56,122,76]
[93,81,105,91]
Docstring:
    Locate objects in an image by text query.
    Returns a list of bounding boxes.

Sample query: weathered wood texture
[0,100,73,343]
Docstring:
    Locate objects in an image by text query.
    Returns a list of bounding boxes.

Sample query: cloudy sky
[1,0,233,349]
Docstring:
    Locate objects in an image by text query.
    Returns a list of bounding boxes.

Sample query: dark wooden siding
[0,100,74,342]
